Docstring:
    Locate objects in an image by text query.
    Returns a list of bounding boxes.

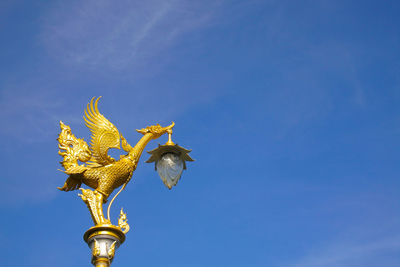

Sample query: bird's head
[136,122,175,139]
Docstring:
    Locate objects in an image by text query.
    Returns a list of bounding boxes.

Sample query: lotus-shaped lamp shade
[156,153,184,189]
[146,142,194,189]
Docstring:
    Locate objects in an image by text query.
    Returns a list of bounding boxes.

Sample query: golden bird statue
[57,97,174,226]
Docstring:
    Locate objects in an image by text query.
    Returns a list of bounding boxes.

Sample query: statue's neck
[128,133,153,161]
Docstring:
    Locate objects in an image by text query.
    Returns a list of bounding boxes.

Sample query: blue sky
[0,0,399,266]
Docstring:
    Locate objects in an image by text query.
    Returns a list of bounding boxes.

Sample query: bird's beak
[136,128,147,135]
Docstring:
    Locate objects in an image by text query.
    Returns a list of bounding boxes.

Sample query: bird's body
[64,156,136,197]
[58,97,174,200]
[84,157,136,196]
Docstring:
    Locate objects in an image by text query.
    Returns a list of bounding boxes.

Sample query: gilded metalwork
[94,258,110,267]
[84,224,126,243]
[93,239,101,257]
[108,241,116,259]
[84,224,125,266]
[57,97,193,266]
[79,189,110,225]
[118,208,130,234]
[58,96,174,226]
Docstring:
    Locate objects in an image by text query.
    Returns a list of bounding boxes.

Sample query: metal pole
[84,225,126,267]
[94,258,110,267]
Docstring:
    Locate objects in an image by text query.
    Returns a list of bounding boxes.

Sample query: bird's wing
[64,165,87,174]
[84,97,121,167]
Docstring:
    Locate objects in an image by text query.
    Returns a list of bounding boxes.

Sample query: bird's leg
[79,189,111,225]
[94,191,110,224]
[79,188,101,225]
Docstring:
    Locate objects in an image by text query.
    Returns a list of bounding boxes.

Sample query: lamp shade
[146,143,194,189]
[156,153,184,189]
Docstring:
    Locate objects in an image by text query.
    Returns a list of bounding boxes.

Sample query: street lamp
[57,97,193,266]
[146,129,194,189]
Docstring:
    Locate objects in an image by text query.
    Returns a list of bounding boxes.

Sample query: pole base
[84,224,126,266]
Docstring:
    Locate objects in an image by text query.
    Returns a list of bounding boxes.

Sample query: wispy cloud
[0,0,225,205]
[0,85,86,143]
[0,89,62,142]
[41,0,221,70]
[286,234,400,267]
[0,0,224,144]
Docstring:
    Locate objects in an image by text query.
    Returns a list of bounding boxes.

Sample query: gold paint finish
[165,130,175,146]
[84,225,125,266]
[57,97,193,266]
[94,257,110,267]
[93,239,101,257]
[57,97,174,226]
[84,224,126,244]
[108,241,116,259]
[118,208,130,234]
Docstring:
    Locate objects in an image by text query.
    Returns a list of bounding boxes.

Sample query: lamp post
[57,97,193,266]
